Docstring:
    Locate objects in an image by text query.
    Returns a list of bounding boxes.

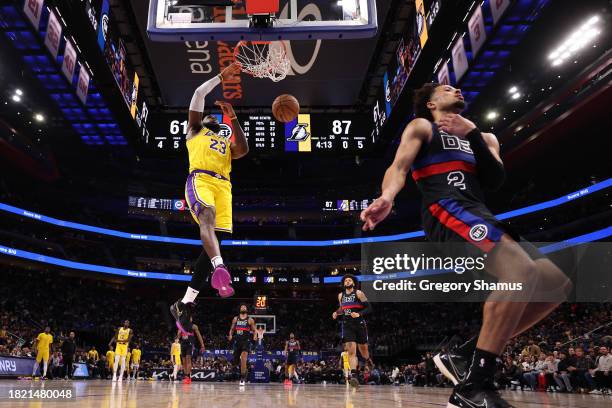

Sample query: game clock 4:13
[308,114,371,152]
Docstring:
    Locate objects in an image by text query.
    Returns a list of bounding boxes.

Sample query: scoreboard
[146,113,373,154]
[323,199,373,212]
[128,196,186,211]
[240,115,278,150]
[284,114,370,152]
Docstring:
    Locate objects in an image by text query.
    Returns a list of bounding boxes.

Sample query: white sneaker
[239,380,246,387]
[589,389,602,395]
[112,376,117,382]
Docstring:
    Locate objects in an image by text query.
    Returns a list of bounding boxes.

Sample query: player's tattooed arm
[228,316,237,341]
[356,290,372,316]
[194,325,205,350]
[215,100,249,159]
[332,293,343,319]
[230,117,249,159]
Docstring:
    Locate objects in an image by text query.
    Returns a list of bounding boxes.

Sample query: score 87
[332,120,351,135]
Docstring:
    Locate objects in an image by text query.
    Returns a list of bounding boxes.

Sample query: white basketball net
[234,41,290,82]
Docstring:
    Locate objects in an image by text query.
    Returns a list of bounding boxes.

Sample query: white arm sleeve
[189,75,222,113]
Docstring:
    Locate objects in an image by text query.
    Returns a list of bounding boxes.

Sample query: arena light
[11,94,21,102]
[548,15,601,66]
[486,111,499,121]
[508,86,517,94]
[15,89,23,96]
[34,113,45,122]
[337,0,358,15]
[511,92,521,100]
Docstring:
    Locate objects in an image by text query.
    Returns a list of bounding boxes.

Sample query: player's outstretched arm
[360,118,430,231]
[215,100,249,159]
[188,63,240,133]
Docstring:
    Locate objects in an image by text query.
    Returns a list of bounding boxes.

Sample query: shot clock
[254,294,268,312]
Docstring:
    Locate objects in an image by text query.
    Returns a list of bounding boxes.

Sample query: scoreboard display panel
[146,113,372,154]
[284,114,371,153]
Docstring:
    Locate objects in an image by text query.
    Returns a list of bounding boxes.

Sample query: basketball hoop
[234,41,290,82]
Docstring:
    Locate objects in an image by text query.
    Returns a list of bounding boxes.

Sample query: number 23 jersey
[187,126,232,181]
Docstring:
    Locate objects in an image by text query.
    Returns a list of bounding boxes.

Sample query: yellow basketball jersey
[171,342,181,356]
[132,349,141,363]
[187,126,232,180]
[36,333,53,350]
[341,351,350,368]
[106,350,114,364]
[118,327,131,343]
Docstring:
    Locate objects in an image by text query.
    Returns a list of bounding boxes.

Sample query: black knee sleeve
[189,250,212,291]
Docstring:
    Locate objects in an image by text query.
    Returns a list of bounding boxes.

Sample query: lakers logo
[287,123,310,142]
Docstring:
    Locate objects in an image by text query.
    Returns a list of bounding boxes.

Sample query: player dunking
[360,83,570,408]
[178,316,205,384]
[332,274,373,388]
[109,320,133,382]
[171,63,248,335]
[284,332,301,385]
[228,304,257,387]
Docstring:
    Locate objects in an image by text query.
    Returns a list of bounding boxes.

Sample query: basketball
[272,94,300,123]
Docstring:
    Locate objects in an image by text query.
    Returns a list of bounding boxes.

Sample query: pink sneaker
[211,265,234,297]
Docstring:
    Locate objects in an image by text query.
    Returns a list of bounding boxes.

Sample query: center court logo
[469,224,488,241]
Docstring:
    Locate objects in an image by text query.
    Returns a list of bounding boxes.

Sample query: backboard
[147,0,378,41]
[251,314,276,334]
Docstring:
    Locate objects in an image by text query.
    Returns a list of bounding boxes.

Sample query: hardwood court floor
[0,380,610,407]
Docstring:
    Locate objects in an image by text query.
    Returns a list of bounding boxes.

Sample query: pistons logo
[469,224,488,242]
[441,134,473,154]
[218,123,232,139]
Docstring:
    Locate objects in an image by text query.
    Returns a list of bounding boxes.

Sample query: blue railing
[0,179,609,247]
